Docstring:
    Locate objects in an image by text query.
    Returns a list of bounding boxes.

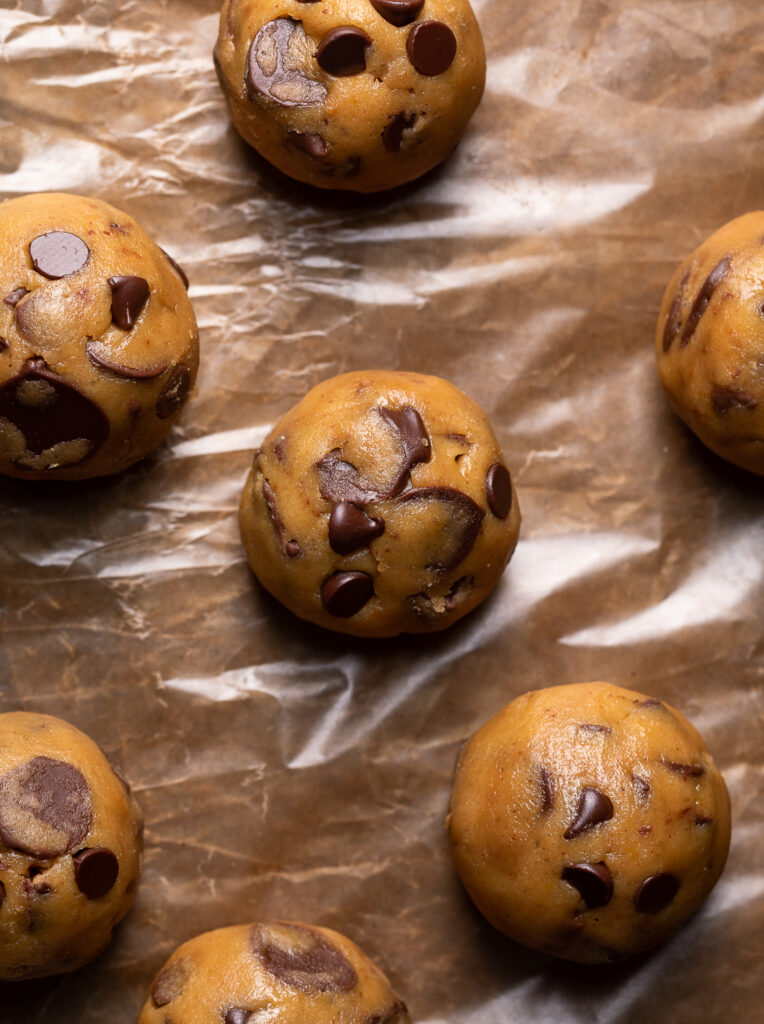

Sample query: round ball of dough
[214,0,486,192]
[656,211,764,475]
[448,682,731,963]
[138,921,411,1023]
[239,370,520,637]
[0,712,144,980]
[0,192,199,481]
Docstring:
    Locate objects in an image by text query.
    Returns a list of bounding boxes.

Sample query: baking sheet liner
[0,0,762,1021]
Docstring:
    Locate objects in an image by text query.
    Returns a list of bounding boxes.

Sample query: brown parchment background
[0,0,762,1021]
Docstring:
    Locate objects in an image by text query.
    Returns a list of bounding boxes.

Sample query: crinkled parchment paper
[0,0,762,1021]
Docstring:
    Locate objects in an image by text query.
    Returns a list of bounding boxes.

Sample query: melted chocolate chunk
[371,0,424,26]
[486,463,512,519]
[564,787,614,839]
[247,19,327,107]
[161,248,190,290]
[406,20,457,76]
[4,287,29,307]
[317,26,372,76]
[316,449,381,505]
[151,959,188,1007]
[86,340,168,380]
[631,773,650,802]
[329,501,384,554]
[321,571,374,617]
[252,923,358,992]
[681,256,731,345]
[662,759,704,778]
[396,486,485,572]
[539,766,554,814]
[73,848,119,899]
[634,873,680,914]
[30,232,90,279]
[562,862,613,909]
[711,385,758,415]
[108,275,150,331]
[156,364,192,420]
[288,130,328,158]
[382,112,416,153]
[262,478,302,557]
[225,1011,252,1024]
[0,757,92,858]
[378,404,432,495]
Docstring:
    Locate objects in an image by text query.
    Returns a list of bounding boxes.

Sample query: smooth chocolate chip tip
[634,873,680,914]
[321,570,374,617]
[564,787,614,840]
[316,26,372,77]
[562,862,614,909]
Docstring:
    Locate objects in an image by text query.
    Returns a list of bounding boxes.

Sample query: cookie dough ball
[138,921,411,1023]
[448,682,731,963]
[214,0,486,192]
[0,712,144,980]
[0,192,199,480]
[239,370,520,638]
[656,212,764,475]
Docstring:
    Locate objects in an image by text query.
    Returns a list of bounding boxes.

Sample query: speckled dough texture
[448,682,731,964]
[0,712,144,981]
[656,211,764,475]
[239,370,520,637]
[138,921,411,1023]
[214,0,486,192]
[0,192,199,480]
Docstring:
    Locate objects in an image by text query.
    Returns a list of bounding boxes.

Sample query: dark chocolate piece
[562,862,613,908]
[225,1011,253,1024]
[30,231,90,279]
[486,462,512,519]
[246,19,327,107]
[329,501,384,554]
[631,773,651,802]
[406,20,456,76]
[382,112,416,152]
[321,571,374,617]
[156,364,192,420]
[680,256,731,345]
[252,923,358,992]
[371,0,424,27]
[0,337,7,352]
[316,449,381,505]
[108,275,150,331]
[539,766,554,814]
[0,757,92,858]
[73,848,119,899]
[0,880,5,909]
[579,723,611,734]
[151,960,188,1007]
[378,404,432,495]
[316,26,372,76]
[396,486,485,572]
[711,385,758,415]
[160,247,190,289]
[288,131,328,158]
[3,287,29,307]
[661,759,704,778]
[86,340,168,380]
[564,787,613,839]
[262,478,302,557]
[634,873,680,913]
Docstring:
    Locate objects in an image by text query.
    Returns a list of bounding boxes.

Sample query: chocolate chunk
[4,287,29,307]
[0,359,109,469]
[225,1012,252,1024]
[0,880,5,909]
[636,697,663,709]
[321,571,374,617]
[681,256,731,345]
[662,292,683,353]
[262,478,302,557]
[316,26,372,76]
[711,385,758,415]
[539,766,554,814]
[662,759,704,778]
[365,1002,411,1024]
[329,501,384,554]
[396,486,485,572]
[252,923,358,993]
[247,19,327,107]
[562,862,613,909]
[288,131,328,158]
[108,275,150,331]
[0,757,92,858]
[274,435,287,461]
[634,873,680,914]
[73,848,119,899]
[316,449,381,505]
[445,575,472,610]
[485,463,512,519]
[160,247,189,289]
[632,773,650,802]
[151,959,188,1007]
[579,723,611,734]
[86,340,169,380]
[0,337,7,352]
[406,20,457,76]
[378,404,432,495]
[564,787,614,839]
[382,112,416,152]
[695,814,714,826]
[371,0,424,26]
[407,576,473,619]
[30,232,90,279]
[156,364,192,420]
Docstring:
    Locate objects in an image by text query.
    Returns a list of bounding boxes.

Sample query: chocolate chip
[86,340,169,380]
[30,232,90,279]
[329,501,384,554]
[632,773,650,802]
[274,435,287,461]
[225,1011,252,1024]
[636,697,663,709]
[365,1002,411,1024]
[711,385,758,414]
[634,873,680,913]
[316,26,372,76]
[108,275,150,331]
[0,338,7,352]
[247,19,327,107]
[579,723,611,734]
[406,20,456,76]
[3,287,29,307]
[382,112,416,152]
[370,0,424,26]
[445,575,472,611]
[262,478,302,557]
[662,290,684,353]
[316,449,381,505]
[407,575,474,619]
[321,571,374,617]
[396,486,485,572]
[681,256,731,345]
[252,923,358,992]
[287,131,328,158]
[661,759,704,778]
[72,848,119,899]
[0,880,5,909]
[156,364,192,420]
[151,959,188,1007]
[378,404,432,495]
[562,862,613,909]
[695,815,714,826]
[0,757,92,858]
[539,766,554,814]
[160,247,189,290]
[564,787,614,839]
[485,463,512,519]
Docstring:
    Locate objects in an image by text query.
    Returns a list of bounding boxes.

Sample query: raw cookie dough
[138,921,411,1023]
[239,370,520,638]
[214,0,486,192]
[448,682,731,963]
[0,712,144,980]
[656,211,764,475]
[0,192,199,480]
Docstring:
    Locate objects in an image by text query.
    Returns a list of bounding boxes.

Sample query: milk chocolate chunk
[262,478,302,557]
[397,486,484,572]
[321,571,374,617]
[0,757,92,858]
[486,463,511,519]
[379,404,431,494]
[316,26,372,77]
[562,862,613,909]
[225,1011,253,1024]
[151,959,188,1007]
[73,848,119,899]
[564,787,614,839]
[711,385,758,414]
[634,873,680,913]
[371,0,424,27]
[382,112,416,152]
[108,275,150,331]
[30,231,90,279]
[406,20,456,76]
[316,449,381,505]
[662,759,704,778]
[539,766,554,814]
[288,130,328,158]
[329,501,384,554]
[156,364,192,419]
[4,287,29,307]
[161,248,190,290]
[247,19,327,107]
[252,923,358,992]
[681,256,731,345]
[86,340,169,380]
